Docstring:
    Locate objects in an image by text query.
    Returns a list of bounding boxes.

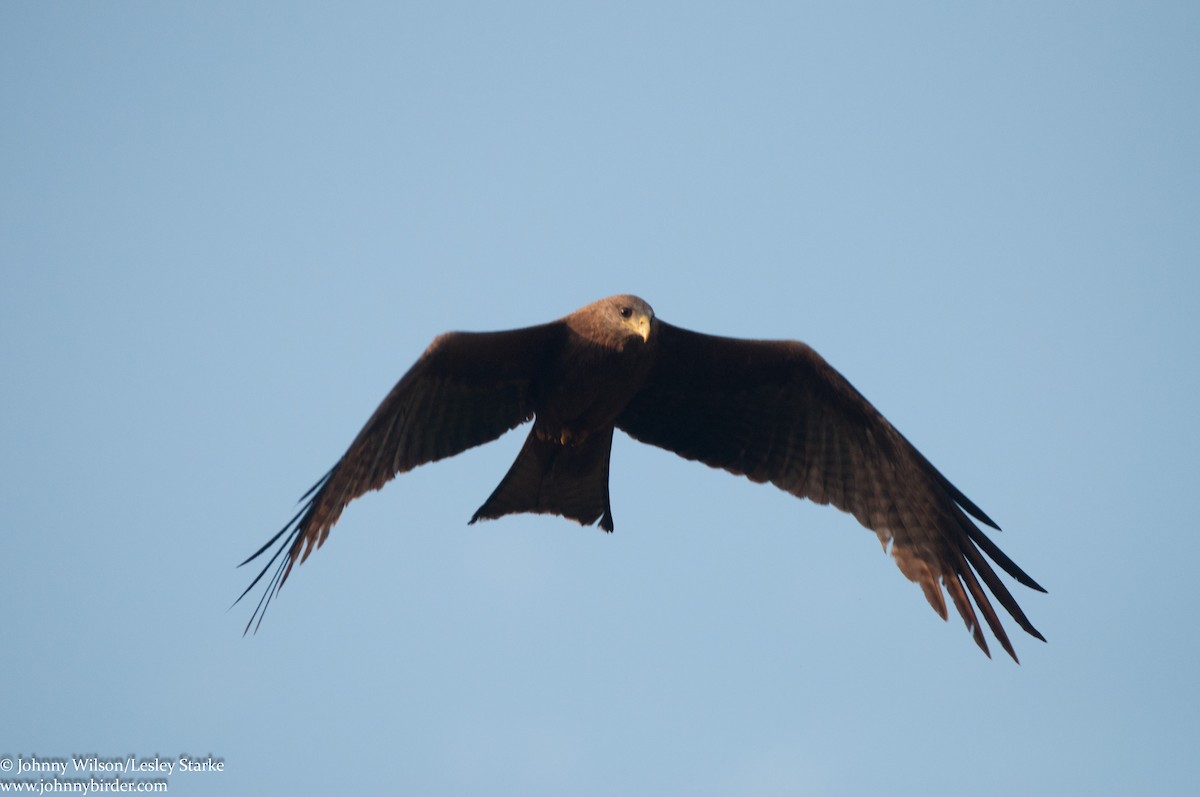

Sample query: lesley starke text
[11,754,223,776]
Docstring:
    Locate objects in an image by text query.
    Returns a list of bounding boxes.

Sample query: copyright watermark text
[0,753,224,793]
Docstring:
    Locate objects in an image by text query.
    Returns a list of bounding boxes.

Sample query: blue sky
[2,2,1197,794]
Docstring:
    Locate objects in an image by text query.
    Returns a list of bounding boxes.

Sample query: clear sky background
[3,3,1197,795]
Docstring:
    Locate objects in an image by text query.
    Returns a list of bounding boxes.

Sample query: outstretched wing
[617,321,1045,661]
[237,322,561,632]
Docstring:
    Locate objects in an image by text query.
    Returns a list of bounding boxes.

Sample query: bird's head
[607,294,654,344]
[565,294,656,350]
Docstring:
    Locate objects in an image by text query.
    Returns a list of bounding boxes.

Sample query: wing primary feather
[232,471,332,633]
[965,523,1047,593]
[916,450,1001,530]
[297,469,334,503]
[943,571,991,658]
[236,513,296,570]
[243,549,287,636]
[960,535,1048,643]
[234,509,300,593]
[237,472,330,568]
[235,514,303,635]
[955,553,1019,662]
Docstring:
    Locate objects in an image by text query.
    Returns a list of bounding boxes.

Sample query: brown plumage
[238,294,1045,661]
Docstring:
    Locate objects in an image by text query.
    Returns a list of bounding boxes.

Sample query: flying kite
[239,295,1045,660]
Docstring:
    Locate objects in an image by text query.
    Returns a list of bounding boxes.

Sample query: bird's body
[531,296,655,444]
[474,296,655,531]
[240,295,1045,661]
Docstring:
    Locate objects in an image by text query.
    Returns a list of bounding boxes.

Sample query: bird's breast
[532,339,652,442]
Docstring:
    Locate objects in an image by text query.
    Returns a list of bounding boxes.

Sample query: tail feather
[471,426,616,530]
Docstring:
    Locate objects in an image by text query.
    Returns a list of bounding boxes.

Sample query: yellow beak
[635,314,651,342]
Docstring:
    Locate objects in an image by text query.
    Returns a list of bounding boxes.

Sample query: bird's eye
[619,306,633,319]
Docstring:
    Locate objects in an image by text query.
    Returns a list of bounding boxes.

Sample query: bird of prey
[239,294,1045,661]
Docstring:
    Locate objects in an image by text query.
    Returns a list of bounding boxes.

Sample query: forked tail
[470,426,616,531]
